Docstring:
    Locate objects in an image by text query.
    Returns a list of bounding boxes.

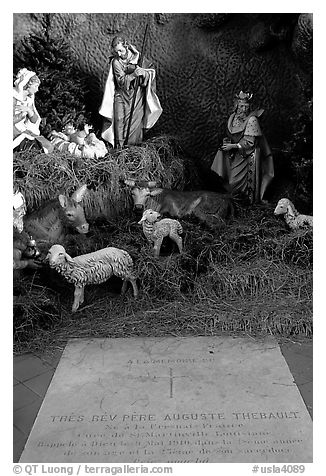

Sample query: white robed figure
[13,68,53,153]
[99,36,162,148]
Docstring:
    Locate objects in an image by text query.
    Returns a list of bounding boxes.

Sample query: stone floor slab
[280,341,313,418]
[20,337,313,463]
[13,355,51,382]
[14,400,42,435]
[13,383,39,411]
[13,425,25,442]
[23,370,54,397]
[13,434,27,463]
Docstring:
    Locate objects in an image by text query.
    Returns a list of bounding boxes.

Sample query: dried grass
[13,138,313,356]
[13,135,184,219]
[13,211,312,357]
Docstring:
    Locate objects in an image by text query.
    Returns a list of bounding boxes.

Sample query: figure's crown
[235,91,253,101]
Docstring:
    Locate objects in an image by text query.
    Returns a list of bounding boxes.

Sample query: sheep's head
[138,209,161,224]
[46,244,74,267]
[274,198,294,216]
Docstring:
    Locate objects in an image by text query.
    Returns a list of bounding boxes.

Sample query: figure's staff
[124,23,149,146]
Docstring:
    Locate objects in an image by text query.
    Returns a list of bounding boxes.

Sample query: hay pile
[13,136,312,356]
[13,203,313,357]
[13,135,184,220]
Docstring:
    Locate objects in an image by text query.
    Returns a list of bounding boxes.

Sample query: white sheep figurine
[46,244,138,312]
[138,209,183,257]
[274,198,313,230]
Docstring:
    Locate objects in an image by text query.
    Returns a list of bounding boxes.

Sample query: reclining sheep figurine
[274,198,313,230]
[138,209,183,257]
[46,244,138,312]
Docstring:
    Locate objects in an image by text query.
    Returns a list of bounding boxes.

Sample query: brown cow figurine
[125,180,233,228]
[23,184,90,252]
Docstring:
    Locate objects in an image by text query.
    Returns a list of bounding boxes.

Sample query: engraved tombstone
[19,336,313,463]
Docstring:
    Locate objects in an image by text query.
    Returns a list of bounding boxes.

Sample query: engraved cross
[137,367,190,398]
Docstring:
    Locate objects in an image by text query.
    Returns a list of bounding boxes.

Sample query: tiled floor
[13,350,63,462]
[280,339,313,419]
[13,338,313,463]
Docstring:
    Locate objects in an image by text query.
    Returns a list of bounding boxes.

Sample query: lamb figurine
[46,244,138,312]
[274,198,313,230]
[138,209,183,257]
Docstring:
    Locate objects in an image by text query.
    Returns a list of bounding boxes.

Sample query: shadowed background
[13,13,312,173]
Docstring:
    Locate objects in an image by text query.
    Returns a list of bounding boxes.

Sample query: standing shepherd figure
[211,91,274,204]
[99,32,162,148]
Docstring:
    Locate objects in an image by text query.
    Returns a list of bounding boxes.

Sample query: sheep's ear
[65,252,74,263]
[287,203,295,218]
[71,184,88,203]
